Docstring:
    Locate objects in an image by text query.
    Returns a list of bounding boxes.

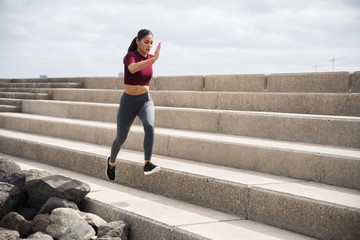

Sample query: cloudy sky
[0,0,359,78]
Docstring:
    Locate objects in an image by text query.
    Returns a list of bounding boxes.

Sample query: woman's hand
[153,42,161,61]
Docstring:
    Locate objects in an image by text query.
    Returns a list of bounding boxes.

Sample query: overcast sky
[0,0,359,78]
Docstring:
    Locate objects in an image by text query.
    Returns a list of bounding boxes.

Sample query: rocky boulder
[38,196,79,215]
[0,211,32,238]
[79,211,107,233]
[32,214,50,233]
[0,227,20,240]
[26,174,91,209]
[1,170,27,191]
[60,220,96,240]
[0,182,25,219]
[98,220,130,240]
[0,158,21,179]
[46,208,88,239]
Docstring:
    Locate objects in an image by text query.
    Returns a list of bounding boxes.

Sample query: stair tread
[1,152,315,240]
[22,99,360,121]
[1,112,359,159]
[0,128,359,210]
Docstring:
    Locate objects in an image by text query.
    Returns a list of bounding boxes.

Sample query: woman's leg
[110,94,137,164]
[138,97,155,161]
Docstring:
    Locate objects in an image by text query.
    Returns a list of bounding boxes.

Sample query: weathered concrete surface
[204,74,265,92]
[266,72,350,92]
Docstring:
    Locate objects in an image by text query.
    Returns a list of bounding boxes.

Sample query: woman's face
[137,35,154,57]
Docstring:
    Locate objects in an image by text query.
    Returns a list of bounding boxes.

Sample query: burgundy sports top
[123,50,153,86]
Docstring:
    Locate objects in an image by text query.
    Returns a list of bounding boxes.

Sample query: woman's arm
[128,42,161,74]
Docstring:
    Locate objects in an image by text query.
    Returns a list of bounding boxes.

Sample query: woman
[106,29,161,180]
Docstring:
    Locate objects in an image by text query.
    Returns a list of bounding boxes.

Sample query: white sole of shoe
[144,166,161,175]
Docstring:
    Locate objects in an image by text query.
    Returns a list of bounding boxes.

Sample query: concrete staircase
[0,72,359,240]
[0,77,84,112]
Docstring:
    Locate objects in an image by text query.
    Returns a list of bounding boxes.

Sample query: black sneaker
[106,157,116,180]
[144,162,161,175]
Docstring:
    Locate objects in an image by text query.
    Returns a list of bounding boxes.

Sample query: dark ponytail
[127,29,154,52]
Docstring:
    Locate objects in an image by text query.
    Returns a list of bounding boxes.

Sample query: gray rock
[26,231,53,239]
[98,221,129,240]
[0,158,21,179]
[60,220,96,240]
[25,169,51,182]
[79,211,107,233]
[0,211,33,238]
[1,170,27,191]
[26,175,91,209]
[38,197,79,215]
[32,214,50,233]
[0,227,20,240]
[46,208,87,239]
[0,182,25,219]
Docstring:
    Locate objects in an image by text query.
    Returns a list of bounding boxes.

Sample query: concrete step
[0,104,21,112]
[1,152,317,240]
[0,92,51,100]
[0,112,358,190]
[21,100,360,148]
[51,89,360,116]
[0,82,83,88]
[0,88,53,93]
[3,77,84,83]
[78,72,359,93]
[0,130,358,240]
[0,98,22,106]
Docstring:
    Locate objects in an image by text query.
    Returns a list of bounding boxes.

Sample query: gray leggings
[110,92,154,163]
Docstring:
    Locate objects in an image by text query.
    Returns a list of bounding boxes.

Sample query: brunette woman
[107,29,161,180]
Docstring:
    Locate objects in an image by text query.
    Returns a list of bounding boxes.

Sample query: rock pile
[0,158,129,240]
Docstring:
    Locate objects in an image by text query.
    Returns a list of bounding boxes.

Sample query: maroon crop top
[123,50,153,86]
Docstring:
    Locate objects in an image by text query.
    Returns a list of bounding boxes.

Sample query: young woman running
[106,29,161,180]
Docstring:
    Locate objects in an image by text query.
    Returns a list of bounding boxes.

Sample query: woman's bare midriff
[124,84,149,95]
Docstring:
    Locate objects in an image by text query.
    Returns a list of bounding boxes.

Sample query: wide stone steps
[20,99,360,148]
[0,112,358,191]
[0,72,359,240]
[2,152,317,240]
[0,130,359,240]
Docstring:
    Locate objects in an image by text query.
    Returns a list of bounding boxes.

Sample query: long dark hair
[128,29,154,52]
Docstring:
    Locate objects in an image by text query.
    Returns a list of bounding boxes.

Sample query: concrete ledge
[79,198,205,240]
[0,92,51,100]
[1,77,84,83]
[0,105,21,112]
[53,89,123,103]
[82,77,124,89]
[153,76,204,91]
[267,72,351,92]
[0,82,83,88]
[351,71,360,93]
[204,74,265,92]
[216,92,360,116]
[249,186,360,240]
[0,88,53,93]
[0,98,22,106]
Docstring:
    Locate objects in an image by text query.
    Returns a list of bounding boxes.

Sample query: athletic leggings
[110,92,154,163]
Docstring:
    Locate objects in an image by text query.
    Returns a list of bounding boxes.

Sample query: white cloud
[0,0,359,78]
